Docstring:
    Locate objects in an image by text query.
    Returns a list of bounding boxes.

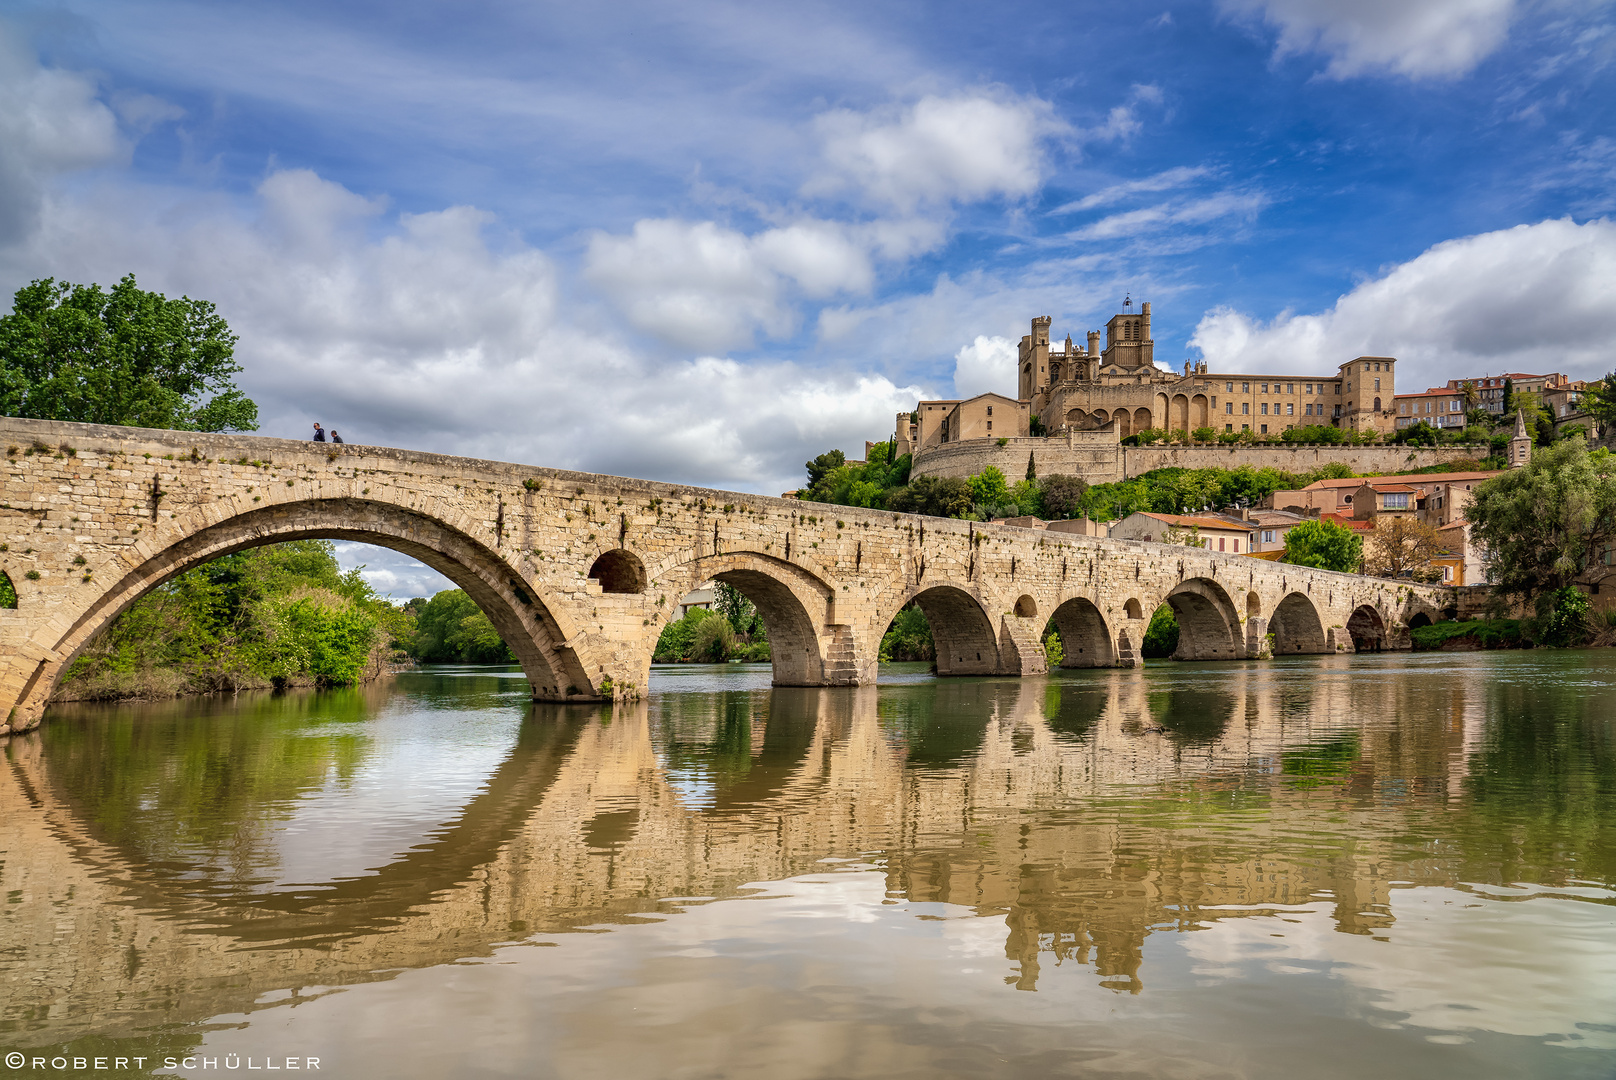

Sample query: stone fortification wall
[1122,444,1477,476]
[910,433,1125,483]
[912,437,1476,482]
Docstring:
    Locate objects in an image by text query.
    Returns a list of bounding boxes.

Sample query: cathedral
[896,301,1398,458]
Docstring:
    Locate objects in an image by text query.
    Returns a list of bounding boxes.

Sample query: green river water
[1,653,1613,1079]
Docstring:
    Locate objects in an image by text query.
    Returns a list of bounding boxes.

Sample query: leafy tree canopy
[1468,438,1616,613]
[0,275,257,431]
[1281,518,1364,572]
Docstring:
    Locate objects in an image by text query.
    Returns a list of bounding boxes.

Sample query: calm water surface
[3,654,1614,1079]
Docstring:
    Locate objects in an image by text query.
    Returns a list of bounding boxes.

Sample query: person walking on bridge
[312,423,326,442]
[330,430,345,444]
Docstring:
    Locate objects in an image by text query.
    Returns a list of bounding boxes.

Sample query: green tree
[804,449,846,489]
[411,589,514,663]
[1502,377,1515,415]
[1040,474,1088,519]
[886,475,972,518]
[1141,605,1179,659]
[1025,451,1037,481]
[1583,373,1616,429]
[1467,438,1616,615]
[968,466,1010,508]
[715,581,764,639]
[0,275,257,431]
[1281,519,1364,572]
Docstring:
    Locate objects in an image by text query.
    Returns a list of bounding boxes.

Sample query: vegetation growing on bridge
[61,541,412,700]
[653,584,771,663]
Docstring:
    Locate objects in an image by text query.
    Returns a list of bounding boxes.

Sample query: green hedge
[1410,619,1527,650]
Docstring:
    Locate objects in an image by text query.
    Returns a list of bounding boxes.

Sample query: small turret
[1087,330,1100,357]
[1509,408,1532,468]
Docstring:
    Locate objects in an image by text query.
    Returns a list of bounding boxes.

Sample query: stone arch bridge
[0,418,1455,732]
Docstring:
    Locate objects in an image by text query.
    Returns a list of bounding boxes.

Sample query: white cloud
[0,29,124,243]
[1189,218,1616,388]
[584,216,949,352]
[1068,191,1267,241]
[952,335,1018,399]
[1220,0,1520,79]
[1052,166,1214,214]
[807,91,1062,211]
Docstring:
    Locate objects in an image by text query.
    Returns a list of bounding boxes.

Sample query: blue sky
[2,0,1614,594]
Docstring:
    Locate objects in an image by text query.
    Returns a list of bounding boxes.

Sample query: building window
[1242,382,1250,393]
[1226,402,1233,414]
[1261,403,1268,414]
[1262,529,1275,543]
[1261,382,1269,393]
[1227,382,1234,393]
[1219,538,1226,551]
[987,421,992,430]
[1306,383,1313,394]
[1374,378,1381,390]
[987,406,993,416]
[1261,424,1268,433]
[1305,403,1313,415]
[1242,424,1249,432]
[1242,402,1249,414]
[1374,397,1381,410]
[1286,383,1294,394]
[1335,384,1341,394]
[1287,402,1294,415]
[1234,539,1240,552]
[1384,492,1409,509]
[1226,423,1233,431]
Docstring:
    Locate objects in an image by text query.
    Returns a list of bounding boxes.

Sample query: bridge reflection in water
[1,656,1613,1071]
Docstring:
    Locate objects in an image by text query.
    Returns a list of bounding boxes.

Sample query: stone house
[1109,511,1255,554]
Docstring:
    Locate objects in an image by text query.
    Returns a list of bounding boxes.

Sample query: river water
[2,653,1614,1079]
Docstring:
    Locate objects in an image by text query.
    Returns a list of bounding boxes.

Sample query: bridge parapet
[0,418,1456,733]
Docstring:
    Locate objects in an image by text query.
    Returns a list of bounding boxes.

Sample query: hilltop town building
[895,302,1399,458]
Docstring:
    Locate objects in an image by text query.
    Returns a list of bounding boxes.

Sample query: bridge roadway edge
[0,418,1456,733]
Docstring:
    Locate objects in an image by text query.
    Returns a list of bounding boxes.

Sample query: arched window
[0,570,16,609]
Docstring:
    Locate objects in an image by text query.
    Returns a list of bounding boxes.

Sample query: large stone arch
[1269,591,1328,655]
[879,584,1000,676]
[9,498,595,727]
[1163,577,1244,660]
[656,551,840,686]
[1116,409,1133,438]
[1048,596,1116,668]
[1134,407,1152,432]
[1192,394,1209,429]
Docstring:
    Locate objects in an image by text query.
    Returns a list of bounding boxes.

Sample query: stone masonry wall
[912,437,1476,483]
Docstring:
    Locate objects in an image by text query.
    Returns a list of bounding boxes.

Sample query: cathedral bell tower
[1101,300,1153,371]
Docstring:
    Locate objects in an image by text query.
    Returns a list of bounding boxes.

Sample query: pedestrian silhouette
[330,430,345,444]
[312,423,326,442]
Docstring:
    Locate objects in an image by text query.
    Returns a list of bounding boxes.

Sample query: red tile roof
[1139,512,1252,532]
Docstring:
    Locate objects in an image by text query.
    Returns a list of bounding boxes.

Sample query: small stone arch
[1246,590,1261,617]
[1124,598,1143,620]
[1164,577,1243,660]
[1014,594,1037,618]
[1347,605,1386,652]
[1269,591,1328,654]
[1048,596,1115,668]
[1066,408,1090,427]
[905,585,999,676]
[588,549,646,593]
[668,551,837,687]
[1093,408,1110,426]
[1408,611,1434,629]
